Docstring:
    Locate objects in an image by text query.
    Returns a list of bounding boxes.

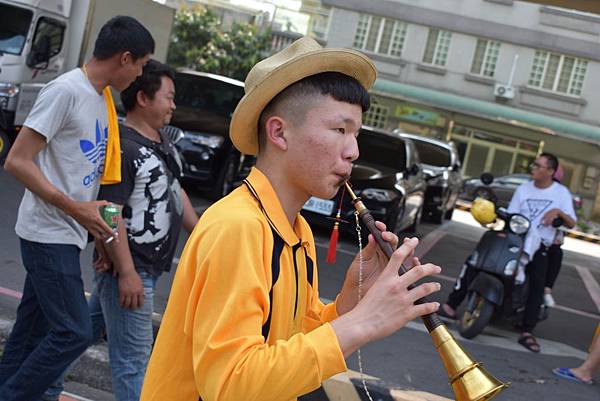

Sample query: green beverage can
[101,204,120,230]
[101,204,120,243]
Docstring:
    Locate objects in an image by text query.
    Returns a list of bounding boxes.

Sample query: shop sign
[395,105,446,127]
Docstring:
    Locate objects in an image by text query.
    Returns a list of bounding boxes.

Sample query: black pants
[545,244,563,289]
[446,246,549,333]
[520,246,549,332]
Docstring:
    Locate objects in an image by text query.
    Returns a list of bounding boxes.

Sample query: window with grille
[363,101,389,129]
[470,39,501,77]
[422,28,452,66]
[528,50,587,96]
[353,13,407,57]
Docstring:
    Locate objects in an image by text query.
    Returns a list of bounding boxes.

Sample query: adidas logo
[79,119,108,187]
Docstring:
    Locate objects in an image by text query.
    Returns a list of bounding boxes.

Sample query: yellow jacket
[141,167,346,401]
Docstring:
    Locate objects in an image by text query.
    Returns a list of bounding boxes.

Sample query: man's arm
[542,208,576,229]
[5,127,114,239]
[180,189,199,233]
[98,211,144,309]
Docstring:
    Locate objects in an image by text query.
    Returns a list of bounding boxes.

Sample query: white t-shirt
[15,68,108,249]
[507,180,576,247]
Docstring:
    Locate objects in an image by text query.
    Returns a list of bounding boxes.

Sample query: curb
[303,372,452,401]
[455,201,600,244]
[0,318,451,401]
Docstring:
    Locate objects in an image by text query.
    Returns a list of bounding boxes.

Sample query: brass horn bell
[431,325,508,401]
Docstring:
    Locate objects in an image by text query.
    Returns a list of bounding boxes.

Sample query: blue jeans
[93,270,157,401]
[0,239,92,401]
[42,293,107,401]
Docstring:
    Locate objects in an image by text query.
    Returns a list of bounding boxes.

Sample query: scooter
[458,173,535,339]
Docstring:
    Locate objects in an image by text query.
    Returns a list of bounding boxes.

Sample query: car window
[174,74,244,118]
[412,140,451,167]
[31,17,65,59]
[358,130,407,170]
[0,4,32,55]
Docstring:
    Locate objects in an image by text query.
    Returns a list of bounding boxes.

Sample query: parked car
[396,132,463,223]
[460,173,583,210]
[301,126,426,238]
[162,70,254,199]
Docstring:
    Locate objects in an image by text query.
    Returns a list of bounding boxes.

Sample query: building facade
[322,0,600,220]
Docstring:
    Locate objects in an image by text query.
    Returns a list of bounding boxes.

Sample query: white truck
[0,0,175,161]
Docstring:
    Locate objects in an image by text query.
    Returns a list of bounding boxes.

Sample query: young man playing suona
[90,59,198,401]
[439,153,576,353]
[141,37,442,401]
[1,16,154,401]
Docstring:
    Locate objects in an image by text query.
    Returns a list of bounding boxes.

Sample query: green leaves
[167,6,272,81]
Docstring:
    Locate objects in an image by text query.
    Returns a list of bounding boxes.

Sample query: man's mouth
[335,173,351,186]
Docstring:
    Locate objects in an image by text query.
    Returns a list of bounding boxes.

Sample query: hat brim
[230,48,377,155]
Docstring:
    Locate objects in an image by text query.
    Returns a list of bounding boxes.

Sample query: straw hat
[230,37,377,155]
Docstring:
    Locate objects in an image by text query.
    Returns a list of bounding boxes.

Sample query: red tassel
[326,185,346,265]
[326,222,340,264]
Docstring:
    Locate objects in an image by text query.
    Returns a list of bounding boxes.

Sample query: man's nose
[345,135,359,162]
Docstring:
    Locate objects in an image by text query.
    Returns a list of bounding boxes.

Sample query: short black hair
[93,16,155,60]
[540,152,559,172]
[258,72,370,151]
[121,60,174,112]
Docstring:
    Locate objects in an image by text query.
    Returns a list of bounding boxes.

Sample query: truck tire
[0,130,10,165]
[459,291,494,339]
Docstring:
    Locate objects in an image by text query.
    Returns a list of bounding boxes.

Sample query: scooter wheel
[459,292,494,339]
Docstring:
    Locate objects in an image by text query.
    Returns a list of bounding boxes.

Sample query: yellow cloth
[100,87,121,184]
[140,167,346,401]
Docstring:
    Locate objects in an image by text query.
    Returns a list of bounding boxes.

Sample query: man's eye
[336,128,345,134]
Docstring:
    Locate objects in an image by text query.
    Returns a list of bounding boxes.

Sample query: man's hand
[541,208,561,226]
[67,200,116,240]
[93,239,113,272]
[118,270,144,309]
[331,237,441,357]
[337,221,399,315]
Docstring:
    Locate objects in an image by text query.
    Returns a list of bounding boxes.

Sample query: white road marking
[575,265,600,314]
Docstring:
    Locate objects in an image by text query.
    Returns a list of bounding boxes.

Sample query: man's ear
[265,116,288,151]
[136,90,149,108]
[120,51,132,67]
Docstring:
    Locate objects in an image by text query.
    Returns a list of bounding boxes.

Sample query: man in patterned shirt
[92,60,198,401]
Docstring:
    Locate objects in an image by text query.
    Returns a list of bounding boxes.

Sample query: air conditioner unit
[494,83,514,99]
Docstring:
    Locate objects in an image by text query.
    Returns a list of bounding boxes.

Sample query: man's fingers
[398,263,441,286]
[411,302,440,319]
[407,281,441,303]
[385,237,419,275]
[374,221,387,232]
[120,294,128,309]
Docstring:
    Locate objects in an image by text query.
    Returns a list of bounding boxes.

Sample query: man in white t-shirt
[507,153,575,353]
[439,153,576,353]
[1,16,154,401]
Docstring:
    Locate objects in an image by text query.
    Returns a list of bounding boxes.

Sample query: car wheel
[0,130,10,165]
[426,208,443,224]
[407,205,422,233]
[210,152,239,200]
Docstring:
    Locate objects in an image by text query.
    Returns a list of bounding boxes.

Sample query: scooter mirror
[480,172,494,185]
